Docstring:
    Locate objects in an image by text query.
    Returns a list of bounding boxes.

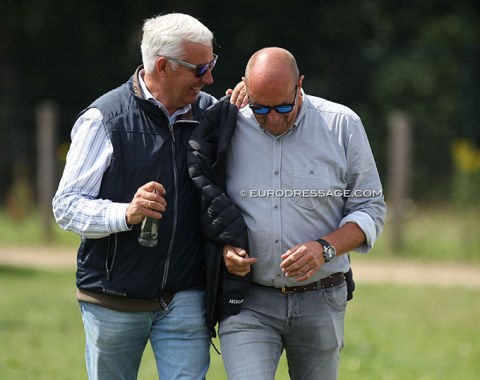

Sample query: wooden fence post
[36,101,58,242]
[387,111,412,251]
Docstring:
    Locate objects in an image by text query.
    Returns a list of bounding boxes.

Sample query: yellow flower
[452,138,480,174]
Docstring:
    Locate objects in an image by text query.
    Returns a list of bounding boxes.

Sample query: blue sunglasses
[161,54,218,77]
[248,85,298,115]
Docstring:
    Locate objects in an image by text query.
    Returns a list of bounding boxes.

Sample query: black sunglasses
[248,85,298,115]
[160,54,218,77]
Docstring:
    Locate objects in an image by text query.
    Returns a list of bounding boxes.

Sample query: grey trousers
[219,281,347,380]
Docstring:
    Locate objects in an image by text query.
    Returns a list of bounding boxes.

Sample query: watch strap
[316,238,331,249]
[316,238,336,262]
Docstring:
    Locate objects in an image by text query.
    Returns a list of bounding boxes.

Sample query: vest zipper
[106,234,118,281]
[160,124,179,291]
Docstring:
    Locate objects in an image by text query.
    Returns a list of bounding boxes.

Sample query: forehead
[181,41,213,62]
[248,82,295,105]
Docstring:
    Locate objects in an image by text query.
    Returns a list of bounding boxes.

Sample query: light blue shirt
[225,92,386,287]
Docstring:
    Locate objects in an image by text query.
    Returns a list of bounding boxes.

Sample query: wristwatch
[317,238,336,263]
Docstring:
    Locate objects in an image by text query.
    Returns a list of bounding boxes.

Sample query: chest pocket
[291,165,330,209]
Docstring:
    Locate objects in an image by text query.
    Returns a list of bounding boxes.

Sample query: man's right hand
[226,77,248,108]
[223,244,257,276]
[125,181,167,225]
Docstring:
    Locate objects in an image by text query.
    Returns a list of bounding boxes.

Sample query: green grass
[0,205,478,378]
[341,284,480,379]
[367,203,480,263]
[0,210,80,247]
[0,267,84,379]
[1,266,479,379]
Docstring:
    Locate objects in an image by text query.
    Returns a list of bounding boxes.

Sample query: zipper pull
[169,124,176,144]
[159,296,169,310]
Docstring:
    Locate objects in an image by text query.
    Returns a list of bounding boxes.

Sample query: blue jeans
[79,290,210,380]
[219,282,347,380]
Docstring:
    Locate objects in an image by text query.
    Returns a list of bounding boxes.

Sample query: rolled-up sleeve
[340,118,387,253]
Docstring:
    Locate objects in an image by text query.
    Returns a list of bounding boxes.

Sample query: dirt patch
[351,257,480,288]
[0,246,75,270]
[1,246,480,288]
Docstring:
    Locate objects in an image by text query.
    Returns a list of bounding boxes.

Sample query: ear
[155,57,169,77]
[298,74,305,89]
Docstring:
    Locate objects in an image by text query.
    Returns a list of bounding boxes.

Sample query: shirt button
[273,205,278,209]
[274,170,279,175]
[274,239,279,244]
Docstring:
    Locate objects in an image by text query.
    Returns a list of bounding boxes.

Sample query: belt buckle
[281,286,293,294]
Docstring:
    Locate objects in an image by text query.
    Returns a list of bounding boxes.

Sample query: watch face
[324,246,336,261]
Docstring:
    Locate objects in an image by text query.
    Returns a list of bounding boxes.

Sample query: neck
[143,72,180,115]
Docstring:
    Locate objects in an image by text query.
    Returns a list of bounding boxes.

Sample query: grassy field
[0,265,479,379]
[0,205,479,379]
[378,204,480,263]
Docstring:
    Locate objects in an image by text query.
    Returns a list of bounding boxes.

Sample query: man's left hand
[280,241,324,282]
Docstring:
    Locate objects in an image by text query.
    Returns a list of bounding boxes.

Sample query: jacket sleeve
[188,99,253,326]
[187,99,248,250]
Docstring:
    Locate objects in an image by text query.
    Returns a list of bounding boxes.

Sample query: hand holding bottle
[124,182,167,247]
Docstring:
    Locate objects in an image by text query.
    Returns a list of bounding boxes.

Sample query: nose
[201,69,214,85]
[266,109,283,123]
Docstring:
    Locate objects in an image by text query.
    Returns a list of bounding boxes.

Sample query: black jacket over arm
[187,98,252,337]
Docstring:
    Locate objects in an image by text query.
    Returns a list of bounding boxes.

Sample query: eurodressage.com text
[239,189,383,198]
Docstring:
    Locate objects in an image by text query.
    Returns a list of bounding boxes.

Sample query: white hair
[141,13,214,73]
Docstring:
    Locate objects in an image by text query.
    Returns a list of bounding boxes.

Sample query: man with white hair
[53,13,236,380]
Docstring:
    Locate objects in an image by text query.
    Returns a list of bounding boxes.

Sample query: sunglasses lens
[196,64,209,77]
[250,105,294,115]
[275,105,294,113]
[251,107,270,115]
[196,56,217,77]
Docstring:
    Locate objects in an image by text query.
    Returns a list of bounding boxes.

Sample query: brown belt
[255,272,345,293]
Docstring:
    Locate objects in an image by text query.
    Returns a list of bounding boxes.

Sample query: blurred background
[1,0,479,255]
[1,1,479,378]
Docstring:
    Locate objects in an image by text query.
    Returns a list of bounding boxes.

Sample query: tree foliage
[0,0,478,201]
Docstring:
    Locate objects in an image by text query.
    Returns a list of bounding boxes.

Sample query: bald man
[188,47,386,379]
